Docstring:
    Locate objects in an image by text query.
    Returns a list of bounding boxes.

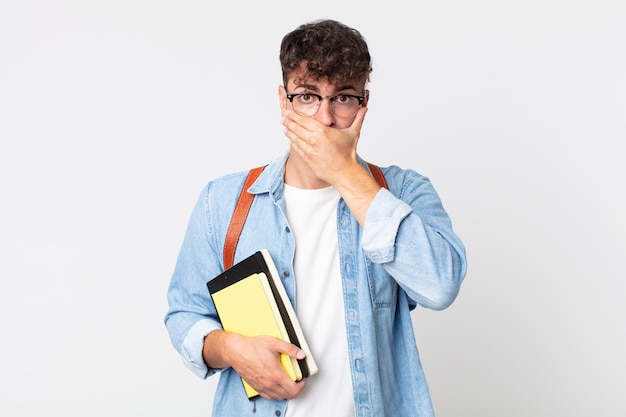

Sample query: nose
[314,97,335,126]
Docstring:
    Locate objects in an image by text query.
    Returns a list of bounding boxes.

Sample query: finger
[283,126,307,156]
[257,379,294,401]
[282,110,313,139]
[282,120,313,156]
[349,106,368,135]
[276,339,306,360]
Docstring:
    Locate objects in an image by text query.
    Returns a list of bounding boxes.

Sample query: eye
[334,95,352,105]
[298,94,316,104]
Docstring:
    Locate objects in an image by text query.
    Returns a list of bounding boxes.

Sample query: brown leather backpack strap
[368,162,389,190]
[223,165,265,269]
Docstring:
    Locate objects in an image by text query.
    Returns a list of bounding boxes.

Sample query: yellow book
[211,272,301,397]
[208,250,318,399]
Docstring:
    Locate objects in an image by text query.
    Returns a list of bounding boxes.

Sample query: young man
[165,19,467,416]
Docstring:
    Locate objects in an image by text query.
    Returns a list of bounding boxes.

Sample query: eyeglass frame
[285,92,366,118]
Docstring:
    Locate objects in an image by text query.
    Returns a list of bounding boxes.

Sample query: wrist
[203,330,231,369]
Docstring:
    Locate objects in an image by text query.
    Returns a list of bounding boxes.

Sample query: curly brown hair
[279,19,372,88]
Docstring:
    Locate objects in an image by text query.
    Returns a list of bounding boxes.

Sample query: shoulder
[199,167,263,203]
[204,152,288,197]
[192,170,252,221]
[375,164,435,196]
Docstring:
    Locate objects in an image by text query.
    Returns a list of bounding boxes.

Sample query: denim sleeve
[361,188,412,263]
[164,184,225,379]
[180,320,222,378]
[361,170,467,311]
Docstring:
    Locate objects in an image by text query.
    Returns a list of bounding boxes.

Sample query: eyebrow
[293,83,360,94]
[293,83,320,92]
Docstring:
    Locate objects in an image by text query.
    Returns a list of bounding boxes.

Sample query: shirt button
[275,411,281,416]
[283,270,290,277]
[285,226,290,233]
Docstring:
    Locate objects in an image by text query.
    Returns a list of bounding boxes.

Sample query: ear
[278,85,288,112]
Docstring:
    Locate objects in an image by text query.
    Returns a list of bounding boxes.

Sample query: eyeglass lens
[290,94,362,118]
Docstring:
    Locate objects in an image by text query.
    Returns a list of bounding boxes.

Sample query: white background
[1,1,625,416]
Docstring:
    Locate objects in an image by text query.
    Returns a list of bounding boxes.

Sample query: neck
[284,154,329,189]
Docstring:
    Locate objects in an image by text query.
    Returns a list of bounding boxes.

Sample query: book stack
[207,249,318,399]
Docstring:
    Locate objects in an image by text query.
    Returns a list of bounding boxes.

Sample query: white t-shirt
[282,184,355,417]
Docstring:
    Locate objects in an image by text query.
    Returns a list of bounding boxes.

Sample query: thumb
[282,341,306,360]
[271,337,306,360]
[294,348,306,360]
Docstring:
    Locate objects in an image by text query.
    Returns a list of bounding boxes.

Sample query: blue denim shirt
[165,152,467,417]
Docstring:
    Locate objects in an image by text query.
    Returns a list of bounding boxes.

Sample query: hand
[204,331,307,400]
[281,106,368,187]
[280,106,380,224]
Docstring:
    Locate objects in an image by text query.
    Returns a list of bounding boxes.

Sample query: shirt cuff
[180,319,222,379]
[361,188,412,263]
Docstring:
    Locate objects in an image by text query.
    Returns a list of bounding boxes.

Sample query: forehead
[286,75,364,93]
[285,65,366,92]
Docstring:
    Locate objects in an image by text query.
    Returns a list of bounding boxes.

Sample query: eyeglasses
[286,92,365,118]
